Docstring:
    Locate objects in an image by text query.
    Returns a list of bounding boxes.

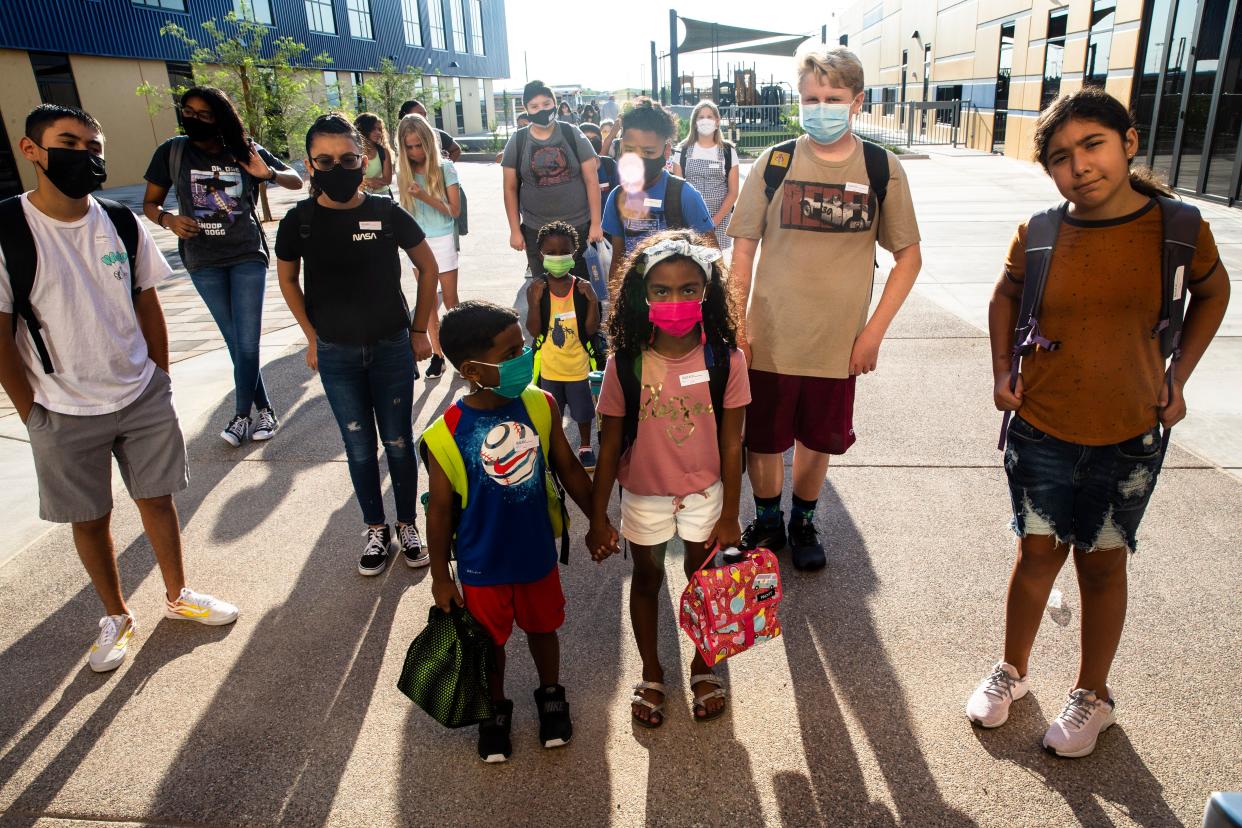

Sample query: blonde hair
[679,100,722,149]
[796,46,865,95]
[396,114,447,211]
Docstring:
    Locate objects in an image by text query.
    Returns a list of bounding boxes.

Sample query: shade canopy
[677,16,807,54]
[718,35,814,57]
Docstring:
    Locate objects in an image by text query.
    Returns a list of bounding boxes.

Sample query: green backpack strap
[419,412,470,508]
[520,386,570,564]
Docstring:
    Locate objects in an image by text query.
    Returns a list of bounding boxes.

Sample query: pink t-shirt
[597,345,751,497]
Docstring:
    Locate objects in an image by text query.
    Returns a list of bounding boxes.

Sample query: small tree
[357,58,424,132]
[136,1,330,220]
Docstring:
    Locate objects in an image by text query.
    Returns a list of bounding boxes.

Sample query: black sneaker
[425,354,446,379]
[534,684,573,748]
[478,699,514,763]
[220,414,250,447]
[396,522,429,568]
[358,525,394,576]
[732,516,787,562]
[788,516,826,571]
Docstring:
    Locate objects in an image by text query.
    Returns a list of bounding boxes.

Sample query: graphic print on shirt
[479,421,541,486]
[780,180,874,233]
[100,248,130,283]
[531,145,572,187]
[639,381,712,445]
[191,165,244,235]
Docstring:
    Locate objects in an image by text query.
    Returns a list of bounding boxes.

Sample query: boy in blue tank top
[422,301,597,764]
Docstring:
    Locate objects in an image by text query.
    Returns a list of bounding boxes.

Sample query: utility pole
[669,9,679,105]
[523,51,528,83]
[650,40,659,104]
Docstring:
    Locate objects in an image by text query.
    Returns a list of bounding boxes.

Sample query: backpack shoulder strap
[1156,196,1201,360]
[678,145,688,171]
[571,276,591,348]
[94,197,141,296]
[722,141,734,177]
[1018,204,1067,345]
[520,386,553,463]
[664,174,685,230]
[705,342,731,434]
[168,136,189,215]
[296,198,316,240]
[618,351,642,454]
[533,275,552,349]
[0,196,54,374]
[861,140,890,212]
[559,121,581,164]
[418,406,470,507]
[763,139,798,202]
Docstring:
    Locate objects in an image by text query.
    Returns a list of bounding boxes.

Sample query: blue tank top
[452,396,556,586]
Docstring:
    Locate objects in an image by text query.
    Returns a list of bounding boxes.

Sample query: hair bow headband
[641,238,722,281]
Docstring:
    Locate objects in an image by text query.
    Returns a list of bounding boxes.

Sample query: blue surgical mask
[478,346,534,398]
[800,103,852,145]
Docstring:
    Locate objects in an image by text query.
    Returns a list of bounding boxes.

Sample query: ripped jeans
[317,329,418,526]
[1004,415,1164,553]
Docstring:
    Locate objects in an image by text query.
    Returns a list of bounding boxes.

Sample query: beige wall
[0,49,46,191]
[482,78,495,131]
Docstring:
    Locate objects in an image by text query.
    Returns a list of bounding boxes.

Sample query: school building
[0,0,510,194]
[839,0,1242,206]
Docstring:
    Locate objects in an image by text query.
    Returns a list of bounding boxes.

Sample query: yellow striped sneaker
[89,614,135,673]
[164,587,239,626]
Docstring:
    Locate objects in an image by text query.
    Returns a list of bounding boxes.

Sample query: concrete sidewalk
[0,160,1239,827]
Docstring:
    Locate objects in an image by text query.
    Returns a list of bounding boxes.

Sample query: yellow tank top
[539,286,589,381]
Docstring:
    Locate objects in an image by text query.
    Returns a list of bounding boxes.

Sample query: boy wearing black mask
[0,104,240,674]
[580,122,620,200]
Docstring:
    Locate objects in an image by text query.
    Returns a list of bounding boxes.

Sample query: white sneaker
[164,587,239,626]
[966,661,1029,728]
[1043,688,1115,758]
[89,614,135,673]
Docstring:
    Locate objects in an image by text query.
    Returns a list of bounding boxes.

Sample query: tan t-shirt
[728,135,921,378]
[1004,199,1220,445]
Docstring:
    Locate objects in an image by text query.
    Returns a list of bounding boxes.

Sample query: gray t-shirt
[501,123,596,229]
[144,137,289,272]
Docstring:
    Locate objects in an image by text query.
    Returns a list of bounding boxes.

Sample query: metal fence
[710,101,972,155]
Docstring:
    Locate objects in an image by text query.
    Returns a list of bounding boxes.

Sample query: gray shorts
[25,368,189,523]
[538,377,596,425]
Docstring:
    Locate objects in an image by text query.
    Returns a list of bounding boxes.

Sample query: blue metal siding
[0,0,509,78]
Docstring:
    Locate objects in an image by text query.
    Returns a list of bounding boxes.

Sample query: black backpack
[615,341,731,456]
[612,174,687,247]
[532,275,606,375]
[998,196,1201,452]
[761,137,890,211]
[0,195,140,374]
[677,140,735,178]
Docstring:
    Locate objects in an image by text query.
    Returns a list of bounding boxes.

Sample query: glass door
[1171,0,1232,191]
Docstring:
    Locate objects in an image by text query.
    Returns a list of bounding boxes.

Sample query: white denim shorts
[424,233,459,272]
[620,481,724,546]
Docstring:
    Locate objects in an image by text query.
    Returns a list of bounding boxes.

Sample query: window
[862,4,882,28]
[839,34,848,47]
[305,0,336,34]
[1084,0,1116,88]
[402,0,423,47]
[323,70,341,107]
[234,0,272,24]
[935,84,962,124]
[347,0,373,39]
[166,60,194,94]
[427,78,444,128]
[994,22,1015,150]
[479,82,489,129]
[354,71,366,110]
[131,0,186,10]
[29,52,81,109]
[450,0,467,52]
[452,77,465,131]
[1040,8,1068,110]
[470,0,485,54]
[428,0,447,49]
[881,86,896,116]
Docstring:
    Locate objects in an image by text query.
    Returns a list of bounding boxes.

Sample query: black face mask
[313,165,365,203]
[37,146,107,199]
[586,137,602,154]
[182,116,221,143]
[528,108,555,127]
[642,155,666,185]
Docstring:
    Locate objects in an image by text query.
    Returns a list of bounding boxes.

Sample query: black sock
[791,495,817,523]
[754,494,782,525]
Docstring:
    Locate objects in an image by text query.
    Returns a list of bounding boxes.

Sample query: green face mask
[542,254,575,277]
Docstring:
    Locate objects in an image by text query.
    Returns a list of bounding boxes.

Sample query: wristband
[157,210,170,228]
[410,328,427,334]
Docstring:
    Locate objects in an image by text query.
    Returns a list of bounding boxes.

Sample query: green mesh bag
[397,605,495,728]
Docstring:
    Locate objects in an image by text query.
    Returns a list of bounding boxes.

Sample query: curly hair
[536,220,579,251]
[607,229,738,358]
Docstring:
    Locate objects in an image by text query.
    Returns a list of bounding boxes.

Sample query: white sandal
[631,681,667,729]
[690,673,727,722]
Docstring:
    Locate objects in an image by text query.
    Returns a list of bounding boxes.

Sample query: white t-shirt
[0,194,172,415]
[686,142,739,167]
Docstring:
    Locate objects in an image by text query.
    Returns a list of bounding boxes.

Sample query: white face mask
[696,118,718,136]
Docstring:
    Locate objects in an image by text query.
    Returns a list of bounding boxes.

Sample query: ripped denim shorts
[1004,415,1164,553]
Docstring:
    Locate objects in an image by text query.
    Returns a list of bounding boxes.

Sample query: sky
[493,0,842,95]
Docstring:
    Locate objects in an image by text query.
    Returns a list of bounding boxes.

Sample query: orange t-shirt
[1003,199,1220,446]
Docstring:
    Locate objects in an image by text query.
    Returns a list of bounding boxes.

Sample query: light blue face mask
[800,103,852,145]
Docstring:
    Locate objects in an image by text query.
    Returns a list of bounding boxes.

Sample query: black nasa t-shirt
[275,195,426,346]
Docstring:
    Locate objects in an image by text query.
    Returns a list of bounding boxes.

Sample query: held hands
[994,371,1023,412]
[1158,376,1187,428]
[166,215,201,239]
[431,575,465,612]
[849,327,883,376]
[509,229,526,252]
[586,519,620,562]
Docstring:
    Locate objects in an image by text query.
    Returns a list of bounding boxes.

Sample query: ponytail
[1128,165,1175,199]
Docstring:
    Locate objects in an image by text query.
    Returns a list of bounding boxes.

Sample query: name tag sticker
[1173,265,1185,300]
[709,162,722,169]
[514,430,541,453]
[555,311,576,321]
[359,221,382,230]
[845,182,870,195]
[643,197,663,209]
[679,369,710,387]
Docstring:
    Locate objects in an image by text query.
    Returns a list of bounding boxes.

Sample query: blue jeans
[317,329,418,526]
[188,260,271,416]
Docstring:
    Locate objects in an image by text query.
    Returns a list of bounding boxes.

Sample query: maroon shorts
[462,567,565,647]
[745,369,857,455]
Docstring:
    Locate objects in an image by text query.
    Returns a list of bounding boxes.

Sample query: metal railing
[715,105,799,155]
[853,101,965,148]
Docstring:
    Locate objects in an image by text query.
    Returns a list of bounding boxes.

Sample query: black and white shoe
[725,517,786,563]
[251,407,279,441]
[478,699,514,763]
[220,415,250,447]
[397,522,429,568]
[358,525,394,576]
[535,684,573,748]
[425,354,446,379]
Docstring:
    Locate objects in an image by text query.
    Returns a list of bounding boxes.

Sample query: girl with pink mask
[586,229,751,728]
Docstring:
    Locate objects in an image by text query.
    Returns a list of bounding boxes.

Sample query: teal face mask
[543,254,575,277]
[478,346,534,398]
[800,103,852,145]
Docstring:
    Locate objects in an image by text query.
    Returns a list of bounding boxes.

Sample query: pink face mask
[648,300,703,337]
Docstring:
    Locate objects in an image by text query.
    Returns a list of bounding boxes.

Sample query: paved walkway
[0,158,1238,827]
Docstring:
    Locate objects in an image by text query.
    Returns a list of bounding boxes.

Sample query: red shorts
[745,369,857,455]
[461,567,565,647]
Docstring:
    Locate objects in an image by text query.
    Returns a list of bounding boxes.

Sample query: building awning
[677,16,807,54]
[718,35,813,57]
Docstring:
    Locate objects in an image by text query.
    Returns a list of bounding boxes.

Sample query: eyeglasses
[180,107,216,124]
[310,153,365,172]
